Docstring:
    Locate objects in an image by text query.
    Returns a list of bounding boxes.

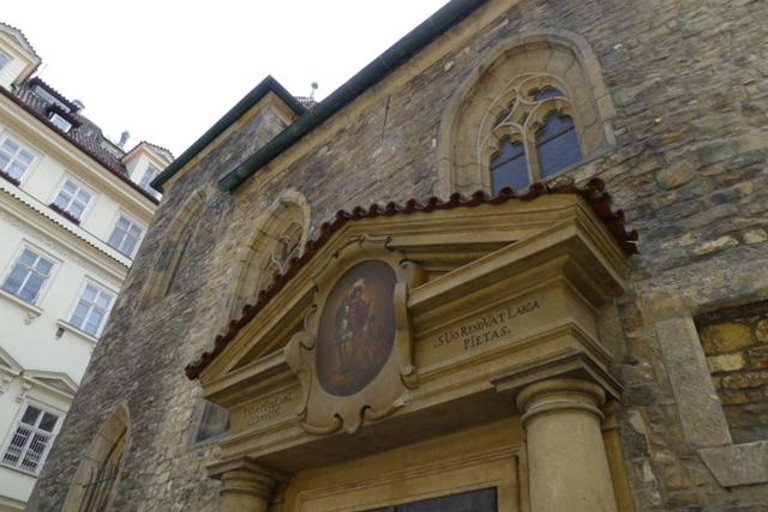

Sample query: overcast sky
[4,1,449,157]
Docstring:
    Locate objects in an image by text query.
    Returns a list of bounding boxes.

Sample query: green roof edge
[218,0,488,192]
[151,75,307,192]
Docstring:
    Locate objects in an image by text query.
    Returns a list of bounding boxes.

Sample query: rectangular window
[2,404,60,474]
[138,165,161,199]
[1,247,55,304]
[69,281,115,337]
[52,178,93,221]
[49,113,72,133]
[0,136,35,181]
[0,51,10,71]
[108,214,144,258]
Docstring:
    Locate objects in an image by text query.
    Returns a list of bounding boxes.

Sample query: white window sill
[56,319,99,345]
[0,461,41,478]
[0,288,43,319]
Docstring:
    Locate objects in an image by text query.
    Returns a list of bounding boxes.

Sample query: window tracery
[438,31,617,197]
[483,76,583,194]
[229,191,310,319]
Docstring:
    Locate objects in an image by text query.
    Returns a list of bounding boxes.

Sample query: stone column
[517,378,618,512]
[208,457,286,512]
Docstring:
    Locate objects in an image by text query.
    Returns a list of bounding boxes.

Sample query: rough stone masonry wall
[27,0,768,512]
[697,302,768,445]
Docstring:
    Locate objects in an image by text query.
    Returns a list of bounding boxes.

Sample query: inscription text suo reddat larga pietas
[432,300,541,351]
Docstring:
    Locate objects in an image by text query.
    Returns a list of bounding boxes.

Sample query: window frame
[137,164,161,199]
[49,175,96,223]
[106,212,145,259]
[49,113,73,133]
[66,278,117,339]
[0,401,63,475]
[0,50,10,72]
[0,242,59,306]
[485,80,584,194]
[0,133,37,184]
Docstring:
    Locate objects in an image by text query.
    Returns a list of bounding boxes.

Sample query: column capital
[516,378,606,427]
[207,456,288,502]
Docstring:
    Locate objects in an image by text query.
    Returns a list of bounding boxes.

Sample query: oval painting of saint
[316,260,397,397]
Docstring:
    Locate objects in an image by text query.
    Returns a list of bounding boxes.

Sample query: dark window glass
[195,401,230,443]
[490,137,529,194]
[358,488,497,512]
[536,112,582,179]
[494,102,514,127]
[533,87,565,101]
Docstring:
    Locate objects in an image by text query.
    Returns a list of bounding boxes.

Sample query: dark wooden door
[360,488,497,512]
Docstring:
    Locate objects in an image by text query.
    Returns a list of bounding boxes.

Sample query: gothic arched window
[62,405,129,512]
[78,427,127,512]
[486,82,583,195]
[229,192,309,319]
[440,32,617,197]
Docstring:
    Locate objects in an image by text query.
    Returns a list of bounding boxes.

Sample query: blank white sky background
[4,1,449,156]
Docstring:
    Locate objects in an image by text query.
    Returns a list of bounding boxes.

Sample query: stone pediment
[24,370,79,399]
[0,346,23,375]
[190,180,634,471]
[189,179,634,380]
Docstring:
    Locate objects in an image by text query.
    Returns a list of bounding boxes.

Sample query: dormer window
[138,165,161,199]
[49,113,72,133]
[0,51,10,72]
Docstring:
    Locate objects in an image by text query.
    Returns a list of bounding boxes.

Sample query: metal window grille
[1,405,59,474]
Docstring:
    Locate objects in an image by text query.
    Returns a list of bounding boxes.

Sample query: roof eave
[217,0,488,193]
[151,75,307,192]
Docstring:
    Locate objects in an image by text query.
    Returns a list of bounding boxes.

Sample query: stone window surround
[139,188,207,308]
[655,316,768,487]
[437,29,617,198]
[227,188,310,320]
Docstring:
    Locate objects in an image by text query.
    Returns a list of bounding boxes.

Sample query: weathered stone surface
[25,0,768,511]
[700,323,755,354]
[656,318,732,448]
[707,353,746,373]
[699,441,768,488]
[656,161,696,189]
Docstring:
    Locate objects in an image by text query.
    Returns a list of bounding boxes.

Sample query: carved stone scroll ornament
[286,235,421,434]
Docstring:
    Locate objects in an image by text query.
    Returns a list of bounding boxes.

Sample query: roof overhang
[151,75,307,193]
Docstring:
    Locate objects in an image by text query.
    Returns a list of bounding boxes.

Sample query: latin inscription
[244,393,292,426]
[433,300,542,351]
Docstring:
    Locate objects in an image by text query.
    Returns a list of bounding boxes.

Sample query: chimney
[118,131,130,148]
[72,99,85,113]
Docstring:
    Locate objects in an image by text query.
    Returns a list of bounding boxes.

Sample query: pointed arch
[140,189,208,308]
[228,190,310,319]
[61,404,130,512]
[437,29,617,197]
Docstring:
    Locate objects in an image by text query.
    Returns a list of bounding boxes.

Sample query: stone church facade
[26,0,768,511]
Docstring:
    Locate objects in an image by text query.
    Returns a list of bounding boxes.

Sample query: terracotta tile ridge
[184,178,638,380]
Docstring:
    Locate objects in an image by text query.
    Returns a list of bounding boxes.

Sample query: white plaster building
[0,22,169,511]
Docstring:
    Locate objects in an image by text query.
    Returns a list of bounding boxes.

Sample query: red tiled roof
[184,178,638,379]
[2,82,160,204]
